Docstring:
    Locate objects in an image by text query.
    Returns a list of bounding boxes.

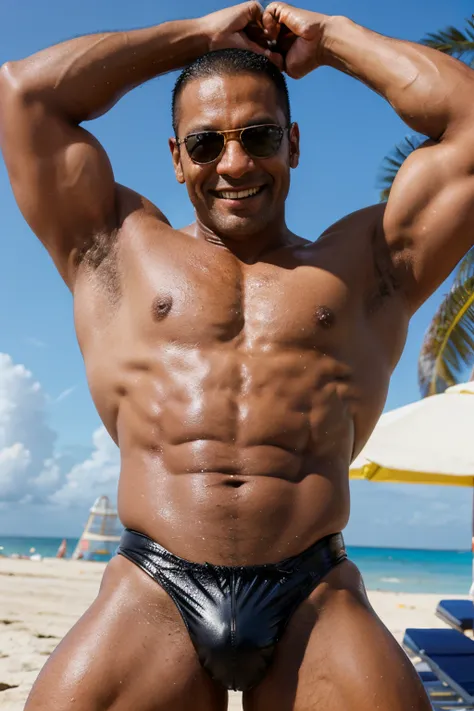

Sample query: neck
[190,214,296,264]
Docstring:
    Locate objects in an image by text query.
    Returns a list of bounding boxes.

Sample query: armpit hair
[75,228,121,301]
[366,220,401,312]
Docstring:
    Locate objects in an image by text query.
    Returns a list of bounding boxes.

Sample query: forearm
[1,20,208,123]
[322,16,474,139]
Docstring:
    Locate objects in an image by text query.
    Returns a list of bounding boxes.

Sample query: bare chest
[74,227,409,454]
[81,240,362,348]
[75,225,409,357]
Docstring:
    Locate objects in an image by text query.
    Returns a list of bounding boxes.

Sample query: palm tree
[417,254,474,396]
[378,18,474,397]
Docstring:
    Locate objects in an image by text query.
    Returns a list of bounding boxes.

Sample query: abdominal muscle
[91,345,355,566]
[118,457,351,565]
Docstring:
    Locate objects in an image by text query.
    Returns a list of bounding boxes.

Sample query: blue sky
[0,0,472,548]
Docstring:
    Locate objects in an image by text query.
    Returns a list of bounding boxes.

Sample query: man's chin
[209,212,269,240]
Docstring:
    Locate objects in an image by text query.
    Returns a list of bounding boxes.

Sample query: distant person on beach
[1,2,474,709]
[55,539,67,559]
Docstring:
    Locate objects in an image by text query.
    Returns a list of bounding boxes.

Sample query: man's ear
[289,122,300,169]
[169,137,185,184]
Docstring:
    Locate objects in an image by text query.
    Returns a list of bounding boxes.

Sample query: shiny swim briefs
[118,528,347,691]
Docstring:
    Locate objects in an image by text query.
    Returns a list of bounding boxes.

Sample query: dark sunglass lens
[242,126,283,158]
[186,132,224,164]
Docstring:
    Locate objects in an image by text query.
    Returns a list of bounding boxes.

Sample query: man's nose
[215,138,254,178]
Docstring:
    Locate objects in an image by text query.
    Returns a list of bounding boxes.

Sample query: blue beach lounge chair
[436,600,474,634]
[404,628,474,708]
[418,670,470,710]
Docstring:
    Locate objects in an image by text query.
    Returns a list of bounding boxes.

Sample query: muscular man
[1,3,473,709]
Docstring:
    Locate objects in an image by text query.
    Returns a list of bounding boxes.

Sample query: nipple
[315,305,335,329]
[151,294,173,321]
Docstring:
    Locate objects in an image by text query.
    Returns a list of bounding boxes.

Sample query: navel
[315,305,335,329]
[224,479,246,489]
[151,294,173,321]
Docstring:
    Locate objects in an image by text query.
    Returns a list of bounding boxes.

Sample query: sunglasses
[176,124,288,165]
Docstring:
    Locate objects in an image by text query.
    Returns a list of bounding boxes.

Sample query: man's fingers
[239,33,284,69]
[246,1,265,26]
[262,3,279,35]
[263,2,288,24]
[262,11,279,42]
[263,2,298,36]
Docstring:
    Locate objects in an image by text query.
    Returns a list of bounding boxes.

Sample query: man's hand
[201,2,283,68]
[262,3,330,79]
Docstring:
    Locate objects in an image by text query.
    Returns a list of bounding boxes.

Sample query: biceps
[0,94,116,278]
[383,140,474,309]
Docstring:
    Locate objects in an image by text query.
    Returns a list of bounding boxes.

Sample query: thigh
[243,560,431,711]
[25,555,227,711]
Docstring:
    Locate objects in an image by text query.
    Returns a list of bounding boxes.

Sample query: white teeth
[219,187,261,199]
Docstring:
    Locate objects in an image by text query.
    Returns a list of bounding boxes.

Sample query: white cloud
[0,443,31,498]
[0,354,57,501]
[0,353,119,513]
[50,426,119,508]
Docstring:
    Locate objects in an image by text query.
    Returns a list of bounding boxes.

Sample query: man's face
[170,73,299,240]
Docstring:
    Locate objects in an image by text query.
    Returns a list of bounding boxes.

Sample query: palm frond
[418,248,474,396]
[421,19,474,62]
[453,246,474,287]
[377,135,426,202]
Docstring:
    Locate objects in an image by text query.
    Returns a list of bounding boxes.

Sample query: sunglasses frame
[176,123,289,165]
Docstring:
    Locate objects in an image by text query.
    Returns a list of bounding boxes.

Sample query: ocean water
[0,536,81,560]
[0,536,472,594]
[346,546,473,594]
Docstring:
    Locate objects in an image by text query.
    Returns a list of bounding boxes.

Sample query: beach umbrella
[349,381,474,594]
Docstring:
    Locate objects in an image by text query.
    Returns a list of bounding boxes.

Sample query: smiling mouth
[211,186,265,200]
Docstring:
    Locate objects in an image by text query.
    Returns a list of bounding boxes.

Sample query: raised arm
[0,3,274,287]
[264,4,474,311]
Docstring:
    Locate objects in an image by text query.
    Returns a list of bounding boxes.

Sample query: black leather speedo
[118,528,347,691]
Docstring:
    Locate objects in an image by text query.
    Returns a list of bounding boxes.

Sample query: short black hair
[172,48,291,134]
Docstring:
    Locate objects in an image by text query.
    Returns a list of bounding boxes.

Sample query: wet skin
[6,33,467,705]
[76,75,404,566]
[4,0,474,701]
[25,74,426,709]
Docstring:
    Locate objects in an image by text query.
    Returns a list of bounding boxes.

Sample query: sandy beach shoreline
[0,557,468,710]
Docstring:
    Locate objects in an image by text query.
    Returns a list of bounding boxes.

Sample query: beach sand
[0,557,468,710]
